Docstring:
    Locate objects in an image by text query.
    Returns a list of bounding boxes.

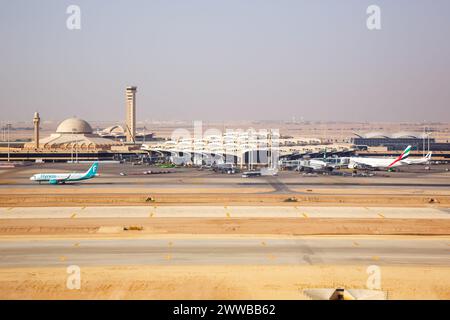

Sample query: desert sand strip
[0,193,449,207]
[0,265,448,300]
[1,217,449,236]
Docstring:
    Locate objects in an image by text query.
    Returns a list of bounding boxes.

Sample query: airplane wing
[56,174,71,180]
[348,158,380,170]
[49,174,71,184]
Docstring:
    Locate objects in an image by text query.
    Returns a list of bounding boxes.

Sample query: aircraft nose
[30,176,35,181]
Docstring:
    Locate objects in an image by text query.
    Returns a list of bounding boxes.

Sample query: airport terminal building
[24,117,119,151]
[352,132,435,150]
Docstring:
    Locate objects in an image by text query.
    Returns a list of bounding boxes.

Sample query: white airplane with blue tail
[30,162,99,184]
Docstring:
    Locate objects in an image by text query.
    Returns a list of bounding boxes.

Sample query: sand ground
[1,217,449,236]
[0,182,448,299]
[0,265,448,300]
[1,192,449,207]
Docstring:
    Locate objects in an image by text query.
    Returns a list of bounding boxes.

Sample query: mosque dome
[56,118,93,134]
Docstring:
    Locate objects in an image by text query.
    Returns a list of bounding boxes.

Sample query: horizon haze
[1,0,449,123]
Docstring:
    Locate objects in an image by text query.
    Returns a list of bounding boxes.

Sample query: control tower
[125,86,137,143]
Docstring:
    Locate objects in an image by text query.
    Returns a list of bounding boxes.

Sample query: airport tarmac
[0,163,449,194]
[0,237,449,268]
[1,205,448,219]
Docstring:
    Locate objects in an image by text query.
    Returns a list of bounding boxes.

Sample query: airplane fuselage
[30,162,99,184]
[30,173,90,183]
[349,154,431,170]
[348,157,403,169]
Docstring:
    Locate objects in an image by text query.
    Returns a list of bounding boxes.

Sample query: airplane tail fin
[400,145,412,160]
[425,151,433,160]
[84,161,99,178]
[388,145,411,168]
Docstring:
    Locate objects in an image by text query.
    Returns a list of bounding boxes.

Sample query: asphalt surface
[1,205,449,219]
[1,163,449,193]
[0,238,448,267]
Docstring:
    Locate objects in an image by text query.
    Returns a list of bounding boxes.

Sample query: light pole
[423,126,426,156]
[76,134,78,163]
[72,128,78,163]
[71,130,74,163]
[7,123,11,162]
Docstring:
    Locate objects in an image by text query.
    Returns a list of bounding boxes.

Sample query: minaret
[125,86,137,143]
[33,112,40,149]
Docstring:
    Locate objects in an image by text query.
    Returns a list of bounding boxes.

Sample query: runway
[1,205,449,219]
[0,237,448,267]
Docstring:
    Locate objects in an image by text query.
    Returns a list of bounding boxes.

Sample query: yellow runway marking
[372,256,380,261]
[226,212,231,218]
[377,213,385,219]
[149,212,154,218]
[302,213,308,218]
[6,207,13,211]
[73,243,80,247]
[261,241,267,246]
[353,241,360,247]
[81,207,86,210]
[70,213,77,219]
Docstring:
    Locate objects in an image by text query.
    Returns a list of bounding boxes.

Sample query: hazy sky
[1,0,449,122]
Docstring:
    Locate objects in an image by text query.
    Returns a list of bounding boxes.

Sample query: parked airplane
[30,162,99,184]
[348,146,431,170]
[402,151,432,165]
[298,159,333,172]
[297,154,345,172]
[348,146,412,170]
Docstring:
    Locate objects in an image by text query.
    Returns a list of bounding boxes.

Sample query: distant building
[24,117,119,151]
[142,130,352,166]
[97,125,153,142]
[351,132,435,151]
